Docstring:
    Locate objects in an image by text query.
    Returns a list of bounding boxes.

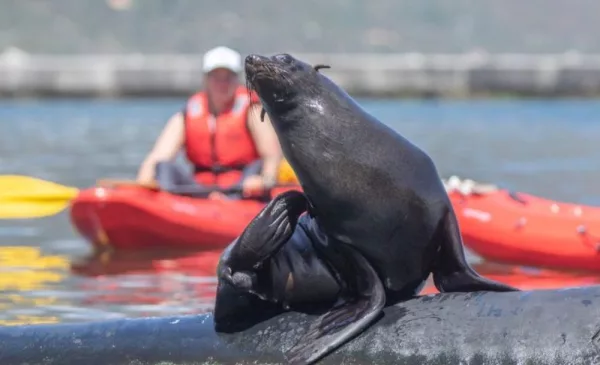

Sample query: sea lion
[214,53,519,365]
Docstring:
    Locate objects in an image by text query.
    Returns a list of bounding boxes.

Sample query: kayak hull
[69,186,269,250]
[2,286,600,365]
[449,186,600,272]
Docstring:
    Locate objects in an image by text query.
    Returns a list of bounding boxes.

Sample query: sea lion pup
[214,53,519,365]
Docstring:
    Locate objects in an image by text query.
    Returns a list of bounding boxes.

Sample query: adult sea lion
[214,53,519,365]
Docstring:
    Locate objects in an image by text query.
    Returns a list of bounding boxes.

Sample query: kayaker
[135,46,282,200]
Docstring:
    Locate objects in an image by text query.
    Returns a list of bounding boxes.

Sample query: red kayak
[69,184,300,250]
[445,176,600,273]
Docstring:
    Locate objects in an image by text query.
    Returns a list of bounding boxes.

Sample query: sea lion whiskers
[244,76,268,122]
[245,64,295,122]
[243,77,264,121]
[247,59,330,122]
[260,108,267,122]
[247,63,295,91]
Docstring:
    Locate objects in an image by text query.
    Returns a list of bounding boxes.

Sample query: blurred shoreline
[3,51,600,99]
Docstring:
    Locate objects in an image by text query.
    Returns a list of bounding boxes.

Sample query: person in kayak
[136,46,282,200]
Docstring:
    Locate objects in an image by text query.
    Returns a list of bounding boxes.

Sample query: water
[1,97,600,326]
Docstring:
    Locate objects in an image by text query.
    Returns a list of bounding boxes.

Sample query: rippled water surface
[1,97,600,325]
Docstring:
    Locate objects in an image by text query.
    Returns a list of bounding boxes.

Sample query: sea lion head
[244,53,330,122]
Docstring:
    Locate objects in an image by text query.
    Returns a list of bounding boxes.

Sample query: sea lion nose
[245,54,266,66]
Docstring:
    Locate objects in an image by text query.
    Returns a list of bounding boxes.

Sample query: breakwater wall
[2,52,600,98]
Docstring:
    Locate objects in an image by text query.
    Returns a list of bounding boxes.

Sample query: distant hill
[0,0,597,54]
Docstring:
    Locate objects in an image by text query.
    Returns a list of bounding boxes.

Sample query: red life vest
[183,86,260,187]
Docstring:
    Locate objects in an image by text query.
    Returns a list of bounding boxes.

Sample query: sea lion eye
[276,54,293,64]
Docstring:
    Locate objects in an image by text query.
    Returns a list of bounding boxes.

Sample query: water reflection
[71,248,600,319]
[2,244,600,325]
[0,246,70,325]
[69,249,221,317]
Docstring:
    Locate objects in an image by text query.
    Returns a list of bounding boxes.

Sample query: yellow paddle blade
[0,175,79,200]
[0,175,80,219]
[0,199,72,219]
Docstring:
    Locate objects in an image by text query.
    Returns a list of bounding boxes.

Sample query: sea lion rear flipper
[213,274,283,333]
[284,246,385,365]
[433,211,519,292]
[227,190,308,271]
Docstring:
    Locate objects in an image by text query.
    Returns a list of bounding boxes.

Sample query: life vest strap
[194,164,247,175]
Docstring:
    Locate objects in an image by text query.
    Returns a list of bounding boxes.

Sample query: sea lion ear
[313,64,331,72]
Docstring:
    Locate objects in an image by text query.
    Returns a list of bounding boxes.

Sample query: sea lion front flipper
[433,211,519,292]
[284,245,385,365]
[226,190,308,272]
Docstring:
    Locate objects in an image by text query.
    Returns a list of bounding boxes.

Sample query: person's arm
[136,111,185,184]
[246,104,282,188]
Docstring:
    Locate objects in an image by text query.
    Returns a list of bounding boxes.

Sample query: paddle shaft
[82,178,295,197]
[0,175,299,219]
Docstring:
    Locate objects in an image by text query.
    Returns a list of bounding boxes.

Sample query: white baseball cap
[202,46,242,74]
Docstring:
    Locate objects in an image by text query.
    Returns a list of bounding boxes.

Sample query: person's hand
[208,191,231,200]
[97,178,158,190]
[242,175,266,198]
